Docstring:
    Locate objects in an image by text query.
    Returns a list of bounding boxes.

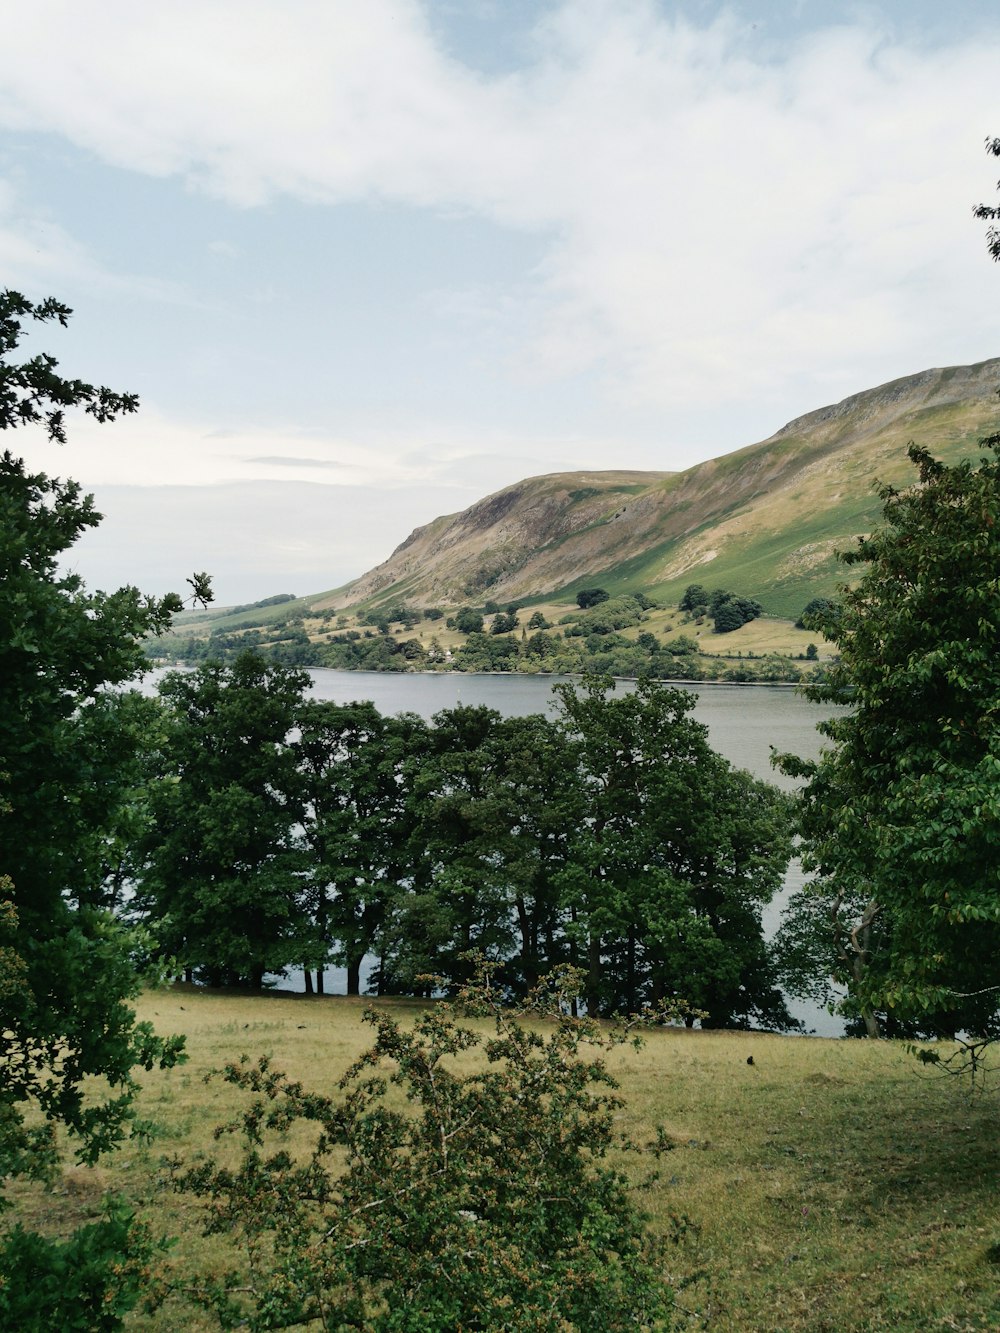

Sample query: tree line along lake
[145,667,846,1034]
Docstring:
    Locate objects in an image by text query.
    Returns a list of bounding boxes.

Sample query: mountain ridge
[318,356,1000,619]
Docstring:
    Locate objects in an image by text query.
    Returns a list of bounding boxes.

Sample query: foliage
[179,965,676,1331]
[134,673,792,1025]
[0,1199,168,1333]
[296,699,428,995]
[452,605,484,634]
[553,677,795,1026]
[489,609,519,634]
[566,594,649,636]
[383,709,581,994]
[794,595,836,630]
[0,289,197,1324]
[776,442,1000,1040]
[974,135,1000,260]
[138,653,314,988]
[678,584,708,612]
[710,593,763,633]
[576,587,610,608]
[678,585,762,632]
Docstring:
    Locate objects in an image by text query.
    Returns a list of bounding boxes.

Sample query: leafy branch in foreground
[1,288,210,1325]
[179,963,687,1331]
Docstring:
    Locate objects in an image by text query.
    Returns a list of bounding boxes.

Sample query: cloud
[2,1,999,422]
[245,455,347,469]
[25,405,626,496]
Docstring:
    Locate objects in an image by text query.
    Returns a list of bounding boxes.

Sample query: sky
[3,0,1000,605]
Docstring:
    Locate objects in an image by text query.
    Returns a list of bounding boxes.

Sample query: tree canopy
[777,443,1000,1040]
[0,289,201,1323]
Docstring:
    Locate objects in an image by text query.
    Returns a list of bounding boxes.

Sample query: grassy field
[11,987,1000,1331]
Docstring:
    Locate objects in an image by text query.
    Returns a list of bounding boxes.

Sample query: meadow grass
[10,986,1000,1331]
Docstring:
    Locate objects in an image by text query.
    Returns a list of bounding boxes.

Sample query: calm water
[302,670,834,790]
[146,667,845,1034]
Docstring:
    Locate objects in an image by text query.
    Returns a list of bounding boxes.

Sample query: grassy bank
[10,987,1000,1330]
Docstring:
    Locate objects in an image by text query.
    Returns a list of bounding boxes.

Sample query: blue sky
[3,0,1000,604]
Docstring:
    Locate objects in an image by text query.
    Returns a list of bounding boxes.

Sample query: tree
[795,596,835,630]
[179,965,676,1331]
[553,677,795,1026]
[576,587,609,609]
[711,601,746,633]
[138,653,312,988]
[974,135,1000,260]
[381,706,523,991]
[709,593,762,633]
[386,708,581,994]
[678,583,708,612]
[296,700,427,995]
[0,289,198,1323]
[489,609,518,634]
[777,443,1000,1041]
[453,606,483,634]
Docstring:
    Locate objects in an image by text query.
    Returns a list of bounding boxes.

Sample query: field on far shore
[9,987,1000,1331]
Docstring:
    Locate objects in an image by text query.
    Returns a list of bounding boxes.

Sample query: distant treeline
[151,590,822,684]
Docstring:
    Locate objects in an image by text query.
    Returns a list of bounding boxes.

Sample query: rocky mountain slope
[321,358,1000,619]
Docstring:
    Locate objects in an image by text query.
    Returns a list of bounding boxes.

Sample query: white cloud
[1,1,999,423]
[33,405,628,497]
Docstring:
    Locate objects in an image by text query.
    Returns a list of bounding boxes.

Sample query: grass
[8,987,1000,1330]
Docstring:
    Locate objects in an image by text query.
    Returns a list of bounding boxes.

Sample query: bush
[180,966,676,1331]
[453,607,484,635]
[0,1201,167,1331]
[576,587,610,609]
[795,596,836,630]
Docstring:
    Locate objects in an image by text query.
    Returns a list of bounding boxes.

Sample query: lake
[302,670,834,789]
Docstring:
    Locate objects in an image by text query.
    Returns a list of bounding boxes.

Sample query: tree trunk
[303,966,313,995]
[347,954,362,997]
[316,968,325,996]
[626,923,637,1013]
[587,933,602,1017]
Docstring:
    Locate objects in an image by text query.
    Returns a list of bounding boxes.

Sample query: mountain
[317,358,1000,620]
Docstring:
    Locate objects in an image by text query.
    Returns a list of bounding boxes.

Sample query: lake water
[146,667,845,1034]
[302,670,834,789]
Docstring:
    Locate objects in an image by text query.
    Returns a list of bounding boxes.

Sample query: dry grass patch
[7,987,1000,1330]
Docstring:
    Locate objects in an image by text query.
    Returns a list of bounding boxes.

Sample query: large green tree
[386,707,581,994]
[138,653,313,988]
[554,677,794,1026]
[0,289,202,1322]
[296,699,427,995]
[777,443,1000,1039]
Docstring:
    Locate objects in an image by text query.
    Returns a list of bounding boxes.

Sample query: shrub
[180,966,677,1332]
[576,587,610,609]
